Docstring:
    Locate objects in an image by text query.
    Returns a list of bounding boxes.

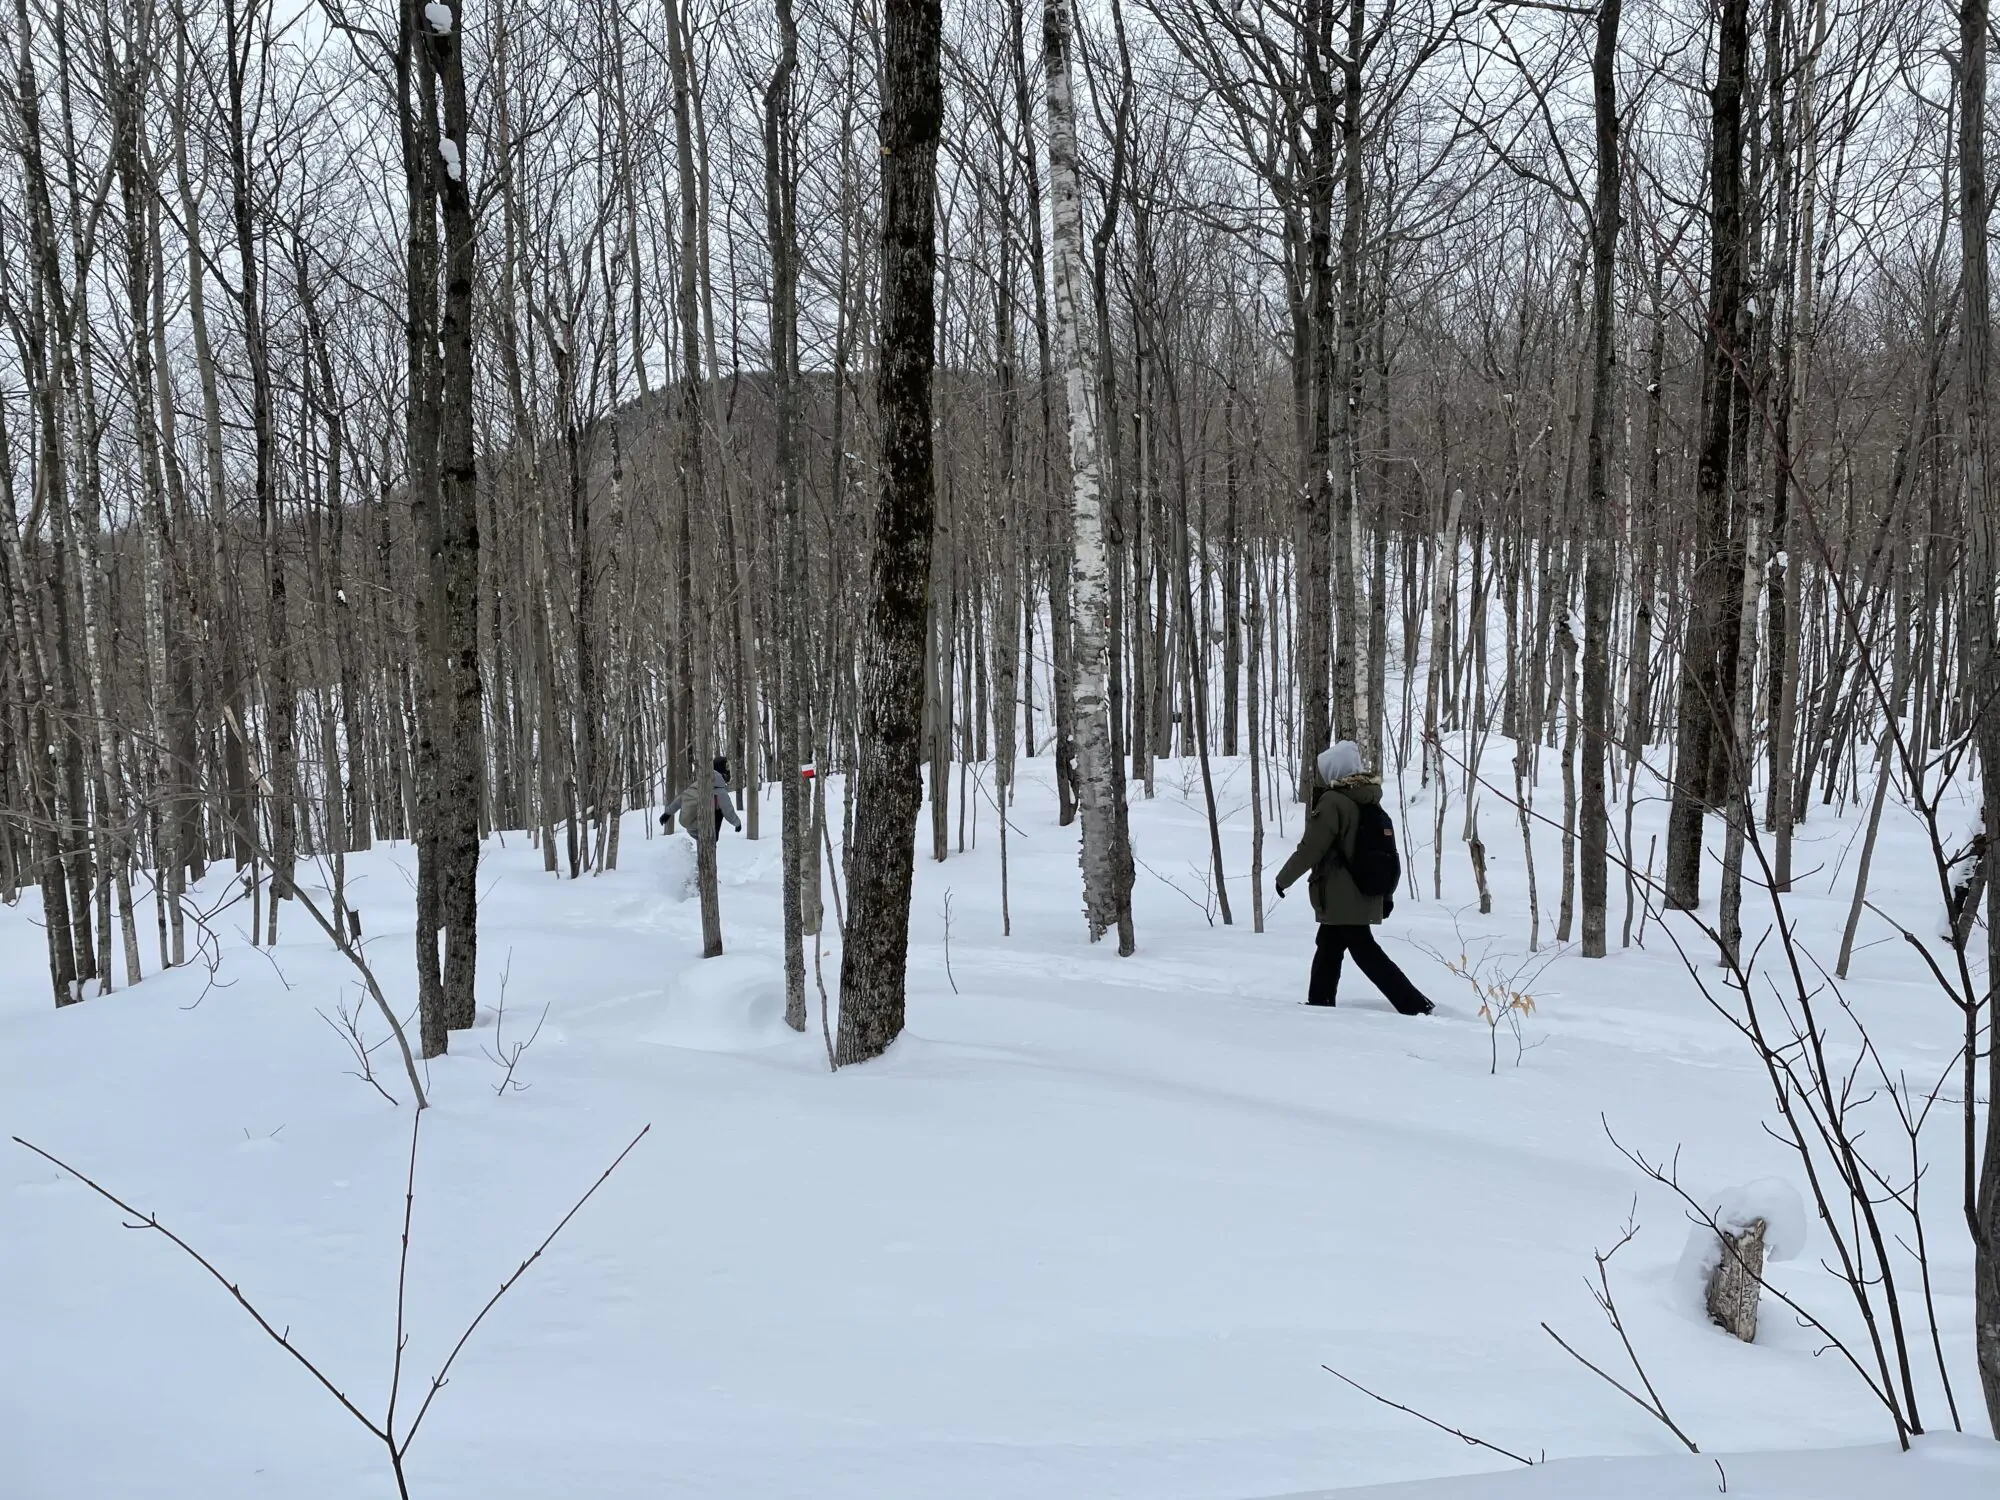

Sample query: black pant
[1309,924,1431,1014]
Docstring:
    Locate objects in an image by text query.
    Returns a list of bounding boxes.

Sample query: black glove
[1275,881,1287,901]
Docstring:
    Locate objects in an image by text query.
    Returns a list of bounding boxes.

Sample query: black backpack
[1321,795,1402,899]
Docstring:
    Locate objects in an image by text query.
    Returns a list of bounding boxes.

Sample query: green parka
[1275,776,1387,925]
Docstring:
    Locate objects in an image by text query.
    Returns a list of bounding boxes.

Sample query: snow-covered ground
[2,750,1993,1498]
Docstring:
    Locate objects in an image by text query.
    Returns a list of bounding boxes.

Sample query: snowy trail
[2,756,1990,1498]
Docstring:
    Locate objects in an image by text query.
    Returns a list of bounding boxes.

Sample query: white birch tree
[1043,0,1135,954]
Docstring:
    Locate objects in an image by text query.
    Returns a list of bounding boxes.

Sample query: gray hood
[1317,740,1364,785]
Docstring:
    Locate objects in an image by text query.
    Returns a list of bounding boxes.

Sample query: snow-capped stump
[1680,1179,1806,1344]
[422,0,452,32]
[1706,1215,1768,1342]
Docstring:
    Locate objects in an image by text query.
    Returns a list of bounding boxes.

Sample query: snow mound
[643,954,794,1052]
[1709,1179,1807,1262]
[1672,1177,1808,1317]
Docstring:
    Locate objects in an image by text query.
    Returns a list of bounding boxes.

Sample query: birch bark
[1043,0,1135,953]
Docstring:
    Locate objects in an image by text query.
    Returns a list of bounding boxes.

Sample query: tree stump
[1950,858,1987,951]
[1706,1216,1768,1342]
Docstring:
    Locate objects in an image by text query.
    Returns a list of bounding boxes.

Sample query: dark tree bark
[1665,0,1750,911]
[294,241,371,861]
[1579,0,1620,957]
[1330,0,1366,742]
[1958,0,2000,1434]
[9,0,83,1003]
[558,328,595,878]
[431,0,482,1037]
[835,0,943,1066]
[665,0,724,958]
[1297,0,1337,782]
[111,19,183,966]
[765,0,808,1029]
[403,0,480,1054]
[222,0,296,941]
[399,0,445,1056]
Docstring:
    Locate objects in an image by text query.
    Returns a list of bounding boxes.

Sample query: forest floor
[2,748,1995,1498]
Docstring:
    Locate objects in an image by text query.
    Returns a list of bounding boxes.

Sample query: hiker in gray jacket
[662,756,743,837]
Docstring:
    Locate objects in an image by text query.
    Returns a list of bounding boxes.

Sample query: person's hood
[1317,741,1365,785]
[1311,740,1380,808]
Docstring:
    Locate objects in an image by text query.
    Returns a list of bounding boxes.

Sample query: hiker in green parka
[1274,740,1433,1014]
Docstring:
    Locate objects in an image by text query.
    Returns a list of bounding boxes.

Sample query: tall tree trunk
[401,0,481,1053]
[400,0,444,1054]
[1248,549,1267,933]
[223,0,296,942]
[1331,0,1366,741]
[995,146,1023,935]
[113,26,181,965]
[1579,0,1621,957]
[1221,398,1242,759]
[1006,0,1044,777]
[147,156,203,894]
[1665,0,1751,911]
[836,0,943,1065]
[0,326,72,1001]
[1957,0,2000,1433]
[765,0,808,1028]
[430,0,482,1035]
[665,0,724,957]
[10,0,86,1001]
[1425,488,1463,790]
[1044,0,1136,953]
[169,24,248,875]
[1769,0,1828,889]
[1622,262,1667,940]
[563,348,597,874]
[1297,0,1337,784]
